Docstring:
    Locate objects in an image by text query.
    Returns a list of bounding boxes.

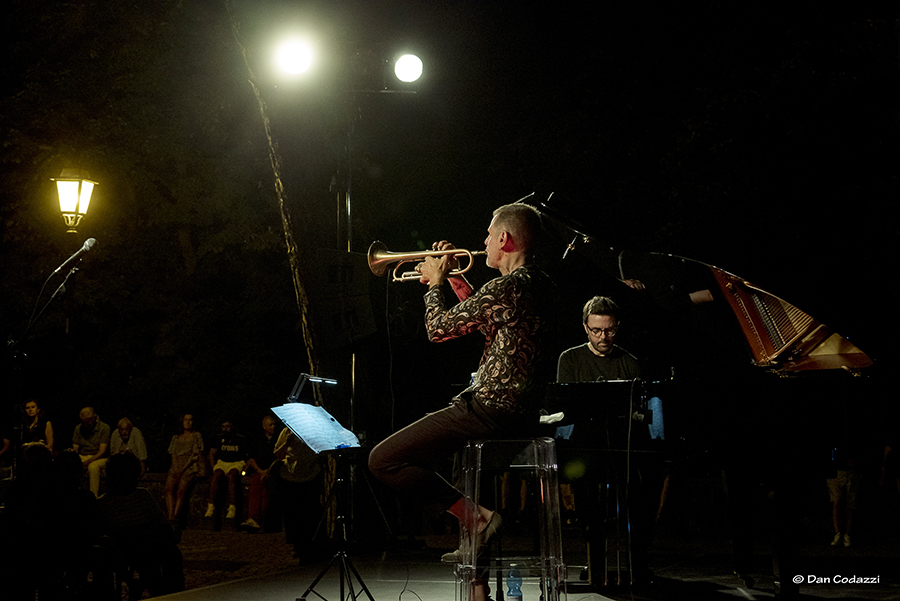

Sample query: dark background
[0,2,896,472]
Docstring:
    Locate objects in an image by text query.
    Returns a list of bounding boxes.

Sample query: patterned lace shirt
[424,263,557,414]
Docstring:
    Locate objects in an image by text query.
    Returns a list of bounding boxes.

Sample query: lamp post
[51,168,97,233]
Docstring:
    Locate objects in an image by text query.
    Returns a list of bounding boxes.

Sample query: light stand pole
[338,51,423,433]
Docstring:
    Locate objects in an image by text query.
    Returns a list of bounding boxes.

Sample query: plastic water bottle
[506,564,523,601]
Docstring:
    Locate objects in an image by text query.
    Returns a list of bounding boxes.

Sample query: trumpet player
[368,202,558,564]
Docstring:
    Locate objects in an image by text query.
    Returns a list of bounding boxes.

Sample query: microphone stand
[5,265,86,483]
[8,266,83,355]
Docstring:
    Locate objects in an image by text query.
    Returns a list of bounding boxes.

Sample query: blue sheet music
[271,403,360,454]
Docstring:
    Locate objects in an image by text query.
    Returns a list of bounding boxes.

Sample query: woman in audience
[164,413,204,522]
[22,398,54,453]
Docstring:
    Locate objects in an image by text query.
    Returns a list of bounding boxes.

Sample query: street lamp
[51,168,97,233]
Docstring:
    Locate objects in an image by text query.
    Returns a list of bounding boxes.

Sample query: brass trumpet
[367,240,487,282]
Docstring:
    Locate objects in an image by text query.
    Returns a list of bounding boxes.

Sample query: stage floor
[152,527,900,601]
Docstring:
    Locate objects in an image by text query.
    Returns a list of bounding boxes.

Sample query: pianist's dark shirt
[556,343,640,382]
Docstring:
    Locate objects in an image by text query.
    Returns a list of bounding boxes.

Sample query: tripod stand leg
[298,551,375,601]
[298,450,376,601]
[299,552,340,600]
[342,552,375,601]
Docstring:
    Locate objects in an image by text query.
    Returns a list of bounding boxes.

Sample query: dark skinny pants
[369,397,531,515]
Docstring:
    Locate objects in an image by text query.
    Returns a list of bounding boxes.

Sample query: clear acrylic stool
[456,438,566,601]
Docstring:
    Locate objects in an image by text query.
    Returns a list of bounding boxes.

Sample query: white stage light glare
[394,54,423,83]
[276,39,314,75]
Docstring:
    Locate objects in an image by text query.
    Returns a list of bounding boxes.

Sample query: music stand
[272,387,374,601]
[543,380,646,587]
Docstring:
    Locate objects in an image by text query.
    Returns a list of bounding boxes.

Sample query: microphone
[52,238,97,275]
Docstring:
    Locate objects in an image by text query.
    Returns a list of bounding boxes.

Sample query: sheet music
[271,403,360,454]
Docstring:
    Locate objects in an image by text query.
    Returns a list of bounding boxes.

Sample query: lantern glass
[56,180,81,213]
[78,181,94,215]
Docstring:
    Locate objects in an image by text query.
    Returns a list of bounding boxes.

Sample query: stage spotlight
[276,38,314,75]
[393,54,423,83]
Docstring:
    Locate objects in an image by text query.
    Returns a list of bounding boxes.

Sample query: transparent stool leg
[456,438,566,601]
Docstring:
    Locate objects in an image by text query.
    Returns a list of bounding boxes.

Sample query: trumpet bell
[367,240,391,277]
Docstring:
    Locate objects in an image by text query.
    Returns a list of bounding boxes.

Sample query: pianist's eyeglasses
[587,326,617,337]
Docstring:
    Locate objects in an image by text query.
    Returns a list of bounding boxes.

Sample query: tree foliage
[0,0,306,464]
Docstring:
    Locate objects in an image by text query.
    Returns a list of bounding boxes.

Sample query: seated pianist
[557,296,640,383]
[555,295,658,587]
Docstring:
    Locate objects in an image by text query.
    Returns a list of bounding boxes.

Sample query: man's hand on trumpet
[416,240,474,301]
[416,240,455,286]
[415,255,449,287]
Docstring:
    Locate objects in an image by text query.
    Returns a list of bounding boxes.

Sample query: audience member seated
[0,425,12,481]
[274,427,324,563]
[165,413,205,523]
[56,449,110,595]
[22,397,55,453]
[883,442,900,501]
[828,445,861,547]
[111,417,149,475]
[99,452,185,596]
[0,428,11,508]
[0,444,102,599]
[1,443,58,598]
[72,406,111,497]
[204,418,249,521]
[241,414,281,531]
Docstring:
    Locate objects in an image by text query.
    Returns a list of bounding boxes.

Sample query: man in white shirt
[110,417,148,475]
